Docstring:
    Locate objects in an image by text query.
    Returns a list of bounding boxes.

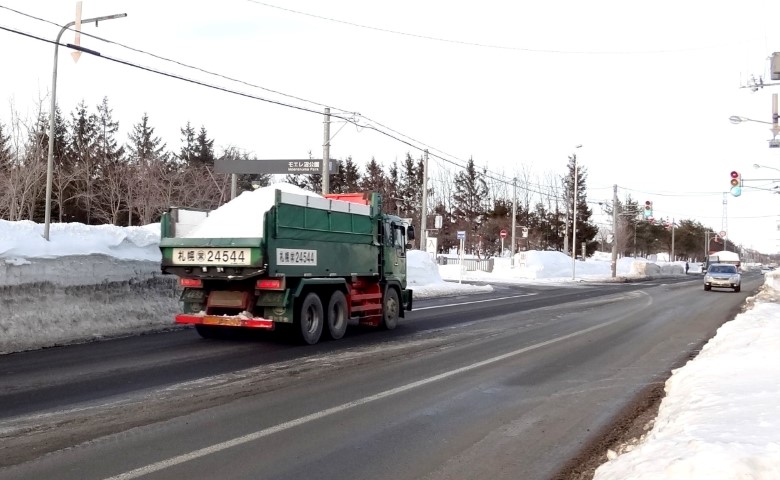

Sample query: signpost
[456,230,466,284]
[425,237,438,257]
[499,228,507,256]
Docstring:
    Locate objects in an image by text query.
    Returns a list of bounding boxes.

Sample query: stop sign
[500,229,508,238]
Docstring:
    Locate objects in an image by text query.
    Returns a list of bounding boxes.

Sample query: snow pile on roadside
[438,250,683,283]
[0,219,161,262]
[407,250,492,297]
[593,271,780,480]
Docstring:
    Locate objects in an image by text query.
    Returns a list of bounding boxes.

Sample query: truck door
[383,221,407,285]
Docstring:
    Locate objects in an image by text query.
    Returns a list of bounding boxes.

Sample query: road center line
[414,293,538,311]
[105,313,620,480]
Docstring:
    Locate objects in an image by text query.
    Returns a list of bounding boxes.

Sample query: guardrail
[436,256,494,273]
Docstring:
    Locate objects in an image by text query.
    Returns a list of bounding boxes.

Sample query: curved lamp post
[754,163,780,173]
[728,94,780,149]
[43,12,127,240]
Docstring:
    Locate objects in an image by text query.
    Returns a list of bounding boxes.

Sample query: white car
[704,263,741,292]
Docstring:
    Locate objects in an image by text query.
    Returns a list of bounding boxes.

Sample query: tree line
[0,96,738,261]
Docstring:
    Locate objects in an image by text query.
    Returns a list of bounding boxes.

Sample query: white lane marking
[105,314,623,480]
[414,293,538,311]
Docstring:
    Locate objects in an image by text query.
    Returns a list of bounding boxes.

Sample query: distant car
[704,263,741,292]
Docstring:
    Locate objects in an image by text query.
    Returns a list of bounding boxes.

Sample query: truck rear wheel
[298,292,324,345]
[381,288,399,330]
[326,291,348,340]
[195,325,224,339]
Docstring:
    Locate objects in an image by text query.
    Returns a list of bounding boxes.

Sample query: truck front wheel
[298,292,324,345]
[381,288,399,330]
[326,291,348,340]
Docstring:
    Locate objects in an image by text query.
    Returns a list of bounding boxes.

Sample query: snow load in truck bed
[183,183,322,239]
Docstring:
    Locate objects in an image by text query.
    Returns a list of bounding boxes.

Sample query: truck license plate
[172,248,251,266]
[202,316,243,326]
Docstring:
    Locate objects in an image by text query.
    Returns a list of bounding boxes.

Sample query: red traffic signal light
[730,171,740,187]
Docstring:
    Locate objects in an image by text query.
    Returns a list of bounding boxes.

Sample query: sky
[1,190,779,477]
[2,1,780,253]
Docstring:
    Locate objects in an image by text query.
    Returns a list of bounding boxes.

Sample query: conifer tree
[562,153,599,256]
[452,157,488,242]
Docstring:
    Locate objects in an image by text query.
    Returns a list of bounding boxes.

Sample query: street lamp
[43,11,127,241]
[754,163,780,173]
[728,93,780,149]
[729,115,772,125]
[571,144,582,280]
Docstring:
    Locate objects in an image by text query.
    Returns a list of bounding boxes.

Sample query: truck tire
[195,325,224,339]
[298,292,324,345]
[326,291,348,340]
[381,287,400,330]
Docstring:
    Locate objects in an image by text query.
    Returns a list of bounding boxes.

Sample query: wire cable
[245,0,736,55]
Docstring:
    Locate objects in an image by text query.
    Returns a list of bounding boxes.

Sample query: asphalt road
[0,273,763,480]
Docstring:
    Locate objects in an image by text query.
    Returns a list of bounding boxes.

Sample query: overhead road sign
[215,159,339,175]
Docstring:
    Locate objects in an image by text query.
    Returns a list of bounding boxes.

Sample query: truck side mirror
[407,225,416,241]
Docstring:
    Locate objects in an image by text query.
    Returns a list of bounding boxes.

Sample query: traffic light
[729,171,742,197]
[643,200,653,218]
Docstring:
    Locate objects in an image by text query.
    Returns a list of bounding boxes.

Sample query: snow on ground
[1,183,779,477]
[593,271,780,480]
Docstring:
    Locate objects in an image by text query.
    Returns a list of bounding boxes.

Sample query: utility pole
[511,177,517,267]
[322,107,331,195]
[571,154,578,280]
[611,184,618,278]
[671,218,675,261]
[420,149,429,249]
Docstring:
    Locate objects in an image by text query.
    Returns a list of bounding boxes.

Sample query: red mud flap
[175,314,275,330]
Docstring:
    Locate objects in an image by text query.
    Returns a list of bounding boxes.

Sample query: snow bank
[184,183,321,239]
[0,219,160,262]
[593,270,780,480]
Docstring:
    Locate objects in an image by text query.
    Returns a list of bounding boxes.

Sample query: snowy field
[1,183,779,477]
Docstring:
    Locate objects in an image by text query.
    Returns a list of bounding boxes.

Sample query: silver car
[704,263,741,292]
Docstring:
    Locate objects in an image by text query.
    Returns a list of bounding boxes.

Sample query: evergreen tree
[385,160,400,215]
[360,157,385,193]
[329,162,347,193]
[452,157,488,242]
[126,113,169,225]
[48,106,73,222]
[360,157,390,212]
[398,153,421,215]
[562,153,599,256]
[342,156,361,192]
[178,122,197,165]
[127,113,167,165]
[94,97,124,166]
[193,125,215,166]
[67,100,99,223]
[0,122,11,170]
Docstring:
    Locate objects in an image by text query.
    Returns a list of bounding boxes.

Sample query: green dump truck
[159,189,414,344]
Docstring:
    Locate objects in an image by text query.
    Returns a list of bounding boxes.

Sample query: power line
[245,0,736,56]
[0,12,573,201]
